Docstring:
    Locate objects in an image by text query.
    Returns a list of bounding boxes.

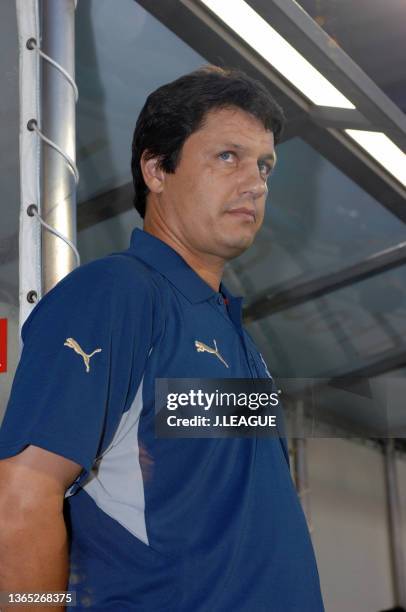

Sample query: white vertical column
[16,0,41,338]
[383,438,406,607]
[41,0,77,293]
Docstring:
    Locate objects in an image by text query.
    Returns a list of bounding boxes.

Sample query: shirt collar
[128,228,244,308]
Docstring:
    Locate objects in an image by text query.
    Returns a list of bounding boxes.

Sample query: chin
[222,234,255,258]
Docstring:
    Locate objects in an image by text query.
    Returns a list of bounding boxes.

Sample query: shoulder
[34,252,159,305]
[102,251,161,292]
[61,252,157,292]
[21,252,161,341]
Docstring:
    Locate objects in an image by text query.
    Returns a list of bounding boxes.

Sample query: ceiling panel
[295,0,406,112]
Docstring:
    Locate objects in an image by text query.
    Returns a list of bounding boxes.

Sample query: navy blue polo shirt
[0,228,324,611]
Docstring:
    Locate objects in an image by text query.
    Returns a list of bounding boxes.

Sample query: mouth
[226,207,256,222]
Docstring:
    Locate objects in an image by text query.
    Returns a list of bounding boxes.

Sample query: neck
[143,221,224,293]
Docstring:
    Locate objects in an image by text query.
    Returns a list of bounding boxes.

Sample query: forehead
[195,107,275,150]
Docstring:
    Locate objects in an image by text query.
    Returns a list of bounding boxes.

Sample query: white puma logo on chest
[194,339,229,368]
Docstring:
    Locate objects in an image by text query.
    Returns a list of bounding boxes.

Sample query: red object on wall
[0,318,7,373]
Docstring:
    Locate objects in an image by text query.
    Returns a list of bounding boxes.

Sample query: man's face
[156,106,276,260]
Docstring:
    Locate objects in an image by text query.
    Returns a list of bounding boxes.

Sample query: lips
[227,207,256,221]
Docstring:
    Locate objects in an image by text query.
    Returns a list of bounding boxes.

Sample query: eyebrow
[220,142,277,166]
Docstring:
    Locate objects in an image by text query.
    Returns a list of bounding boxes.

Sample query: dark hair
[131,65,285,218]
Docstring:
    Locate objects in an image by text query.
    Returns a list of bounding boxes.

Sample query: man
[0,66,324,611]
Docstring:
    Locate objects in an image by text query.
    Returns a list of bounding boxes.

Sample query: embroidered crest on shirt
[64,337,102,373]
[194,339,229,368]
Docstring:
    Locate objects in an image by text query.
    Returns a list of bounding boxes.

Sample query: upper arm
[0,445,82,517]
[0,257,156,490]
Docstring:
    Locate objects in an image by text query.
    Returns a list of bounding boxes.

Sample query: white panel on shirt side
[79,375,149,545]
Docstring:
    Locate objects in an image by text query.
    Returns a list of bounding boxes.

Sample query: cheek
[191,175,226,213]
[174,165,234,221]
[256,198,267,225]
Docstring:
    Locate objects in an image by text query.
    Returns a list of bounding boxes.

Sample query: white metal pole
[41,0,77,292]
[383,438,406,607]
[16,0,41,336]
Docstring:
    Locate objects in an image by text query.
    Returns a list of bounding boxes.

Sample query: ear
[140,151,166,194]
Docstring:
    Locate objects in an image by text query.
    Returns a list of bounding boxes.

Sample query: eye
[258,161,273,177]
[218,151,236,163]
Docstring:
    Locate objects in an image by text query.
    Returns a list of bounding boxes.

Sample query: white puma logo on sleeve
[64,337,102,373]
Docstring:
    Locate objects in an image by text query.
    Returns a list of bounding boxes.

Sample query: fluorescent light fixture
[345,130,406,187]
[199,0,355,109]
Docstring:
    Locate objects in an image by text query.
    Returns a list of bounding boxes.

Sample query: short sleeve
[0,256,156,479]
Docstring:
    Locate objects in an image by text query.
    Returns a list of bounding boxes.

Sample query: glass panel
[246,264,406,379]
[74,0,406,441]
[76,0,205,208]
[78,208,141,264]
[225,137,406,297]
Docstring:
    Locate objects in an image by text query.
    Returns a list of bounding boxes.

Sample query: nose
[237,161,268,200]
